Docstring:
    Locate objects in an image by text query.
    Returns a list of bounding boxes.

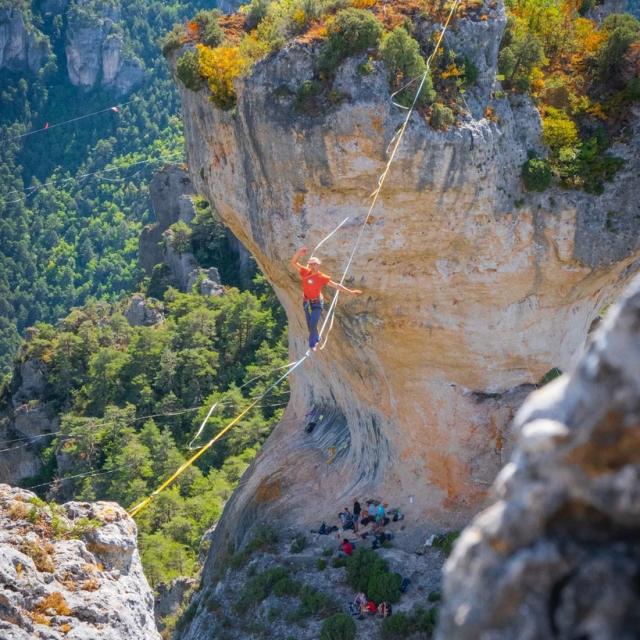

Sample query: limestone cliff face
[175,0,640,590]
[0,4,51,73]
[0,355,59,486]
[65,0,144,94]
[437,275,640,640]
[140,164,225,295]
[0,484,160,640]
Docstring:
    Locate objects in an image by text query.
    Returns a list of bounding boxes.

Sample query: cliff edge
[0,484,160,640]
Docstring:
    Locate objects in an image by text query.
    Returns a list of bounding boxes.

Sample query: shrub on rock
[381,26,434,106]
[522,156,552,191]
[320,613,356,640]
[197,44,250,109]
[176,49,202,91]
[431,102,455,129]
[319,8,383,72]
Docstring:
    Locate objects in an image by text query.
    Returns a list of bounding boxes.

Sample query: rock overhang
[172,3,640,561]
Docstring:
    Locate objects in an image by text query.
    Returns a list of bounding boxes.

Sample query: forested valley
[0,0,291,606]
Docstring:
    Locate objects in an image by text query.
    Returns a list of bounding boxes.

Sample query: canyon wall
[174,0,640,575]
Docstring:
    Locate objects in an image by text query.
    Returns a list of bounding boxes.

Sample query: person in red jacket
[290,246,362,351]
[340,538,354,556]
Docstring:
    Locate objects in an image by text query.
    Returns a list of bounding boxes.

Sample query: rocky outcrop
[141,165,226,294]
[437,275,640,640]
[155,577,196,629]
[0,484,160,640]
[196,267,224,297]
[0,354,59,485]
[65,0,144,94]
[124,294,164,327]
[0,4,51,73]
[174,0,640,580]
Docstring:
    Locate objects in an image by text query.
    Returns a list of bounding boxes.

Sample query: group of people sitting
[337,498,404,550]
[347,593,392,620]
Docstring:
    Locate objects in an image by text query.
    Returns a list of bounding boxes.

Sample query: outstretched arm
[291,246,308,271]
[327,281,362,295]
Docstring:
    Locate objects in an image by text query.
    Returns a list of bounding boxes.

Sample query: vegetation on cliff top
[169,0,483,121]
[169,0,639,195]
[501,0,640,193]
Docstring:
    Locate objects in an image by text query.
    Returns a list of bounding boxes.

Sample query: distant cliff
[172,0,640,612]
[0,0,143,94]
[0,2,51,74]
[0,0,244,94]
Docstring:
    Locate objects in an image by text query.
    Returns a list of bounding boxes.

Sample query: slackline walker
[1,98,138,144]
[129,0,462,518]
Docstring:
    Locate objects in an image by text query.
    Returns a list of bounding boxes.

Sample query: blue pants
[303,299,323,349]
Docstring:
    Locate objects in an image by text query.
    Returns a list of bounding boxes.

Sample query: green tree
[542,108,578,155]
[319,8,383,72]
[598,14,640,83]
[499,25,545,91]
[381,26,434,106]
[521,155,552,191]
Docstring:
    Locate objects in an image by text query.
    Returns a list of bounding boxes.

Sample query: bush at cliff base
[346,548,387,592]
[320,613,356,640]
[345,549,402,603]
[367,570,403,603]
[381,606,438,639]
[521,155,552,192]
[381,612,413,639]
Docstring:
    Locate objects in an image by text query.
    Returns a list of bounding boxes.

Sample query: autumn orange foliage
[197,44,250,109]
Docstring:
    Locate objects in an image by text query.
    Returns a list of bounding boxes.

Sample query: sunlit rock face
[0,484,160,640]
[175,0,640,573]
[437,276,640,640]
[65,1,144,94]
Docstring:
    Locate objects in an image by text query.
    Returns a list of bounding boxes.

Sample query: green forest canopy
[0,0,221,375]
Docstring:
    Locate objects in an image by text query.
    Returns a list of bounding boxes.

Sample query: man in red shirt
[290,246,362,351]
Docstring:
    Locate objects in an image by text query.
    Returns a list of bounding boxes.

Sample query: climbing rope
[186,363,295,449]
[128,0,462,517]
[318,0,462,349]
[129,357,307,516]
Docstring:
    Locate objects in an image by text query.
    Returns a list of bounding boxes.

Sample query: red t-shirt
[342,541,353,556]
[299,266,331,301]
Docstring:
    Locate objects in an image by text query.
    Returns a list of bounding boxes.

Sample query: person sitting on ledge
[339,538,354,556]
